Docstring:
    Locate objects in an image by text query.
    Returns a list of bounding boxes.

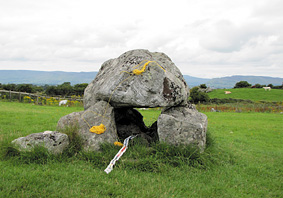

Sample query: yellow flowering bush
[46,97,59,106]
[23,96,31,103]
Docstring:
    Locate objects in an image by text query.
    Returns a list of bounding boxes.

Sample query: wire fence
[1,90,283,112]
[196,102,283,113]
[0,90,83,107]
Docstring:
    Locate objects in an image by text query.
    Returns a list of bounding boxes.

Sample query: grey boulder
[57,100,118,151]
[11,131,69,154]
[84,49,189,109]
[157,105,207,149]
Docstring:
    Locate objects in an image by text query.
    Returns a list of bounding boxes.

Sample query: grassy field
[208,88,283,102]
[1,102,283,197]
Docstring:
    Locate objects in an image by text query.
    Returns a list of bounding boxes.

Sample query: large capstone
[84,49,189,109]
[11,131,69,154]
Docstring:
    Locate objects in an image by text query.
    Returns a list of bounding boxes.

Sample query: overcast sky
[1,0,283,78]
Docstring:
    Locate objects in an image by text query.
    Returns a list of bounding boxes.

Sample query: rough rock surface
[84,49,189,109]
[157,105,207,149]
[11,131,69,154]
[56,49,207,151]
[57,101,118,151]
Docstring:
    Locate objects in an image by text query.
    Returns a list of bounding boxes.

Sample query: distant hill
[0,70,210,87]
[206,75,283,88]
[1,70,283,88]
[0,70,97,85]
[183,75,211,88]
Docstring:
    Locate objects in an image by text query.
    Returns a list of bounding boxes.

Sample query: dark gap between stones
[114,108,160,144]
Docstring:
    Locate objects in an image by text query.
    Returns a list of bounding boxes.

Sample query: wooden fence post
[0,90,83,105]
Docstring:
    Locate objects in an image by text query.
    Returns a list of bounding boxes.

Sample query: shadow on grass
[0,130,235,172]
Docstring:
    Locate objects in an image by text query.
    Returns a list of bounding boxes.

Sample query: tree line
[234,81,283,89]
[0,82,88,96]
[189,81,283,104]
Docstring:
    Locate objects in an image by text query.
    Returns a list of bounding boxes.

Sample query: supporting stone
[157,105,207,149]
[57,100,118,151]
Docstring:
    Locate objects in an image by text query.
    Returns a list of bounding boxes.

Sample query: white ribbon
[104,135,137,174]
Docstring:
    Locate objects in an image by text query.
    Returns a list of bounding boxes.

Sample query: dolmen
[57,49,208,151]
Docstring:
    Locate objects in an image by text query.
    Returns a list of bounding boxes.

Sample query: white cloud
[0,0,283,78]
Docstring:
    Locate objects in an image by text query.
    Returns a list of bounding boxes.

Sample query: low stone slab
[157,106,207,149]
[57,100,118,151]
[11,131,69,154]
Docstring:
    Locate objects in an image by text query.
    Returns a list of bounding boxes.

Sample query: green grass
[208,88,283,102]
[136,108,161,126]
[0,102,83,140]
[1,102,283,197]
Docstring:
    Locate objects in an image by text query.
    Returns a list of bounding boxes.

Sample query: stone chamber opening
[114,107,162,144]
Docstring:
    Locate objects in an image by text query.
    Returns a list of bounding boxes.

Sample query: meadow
[203,88,283,113]
[208,88,283,102]
[0,102,283,197]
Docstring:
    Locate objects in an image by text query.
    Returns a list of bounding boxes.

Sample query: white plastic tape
[104,135,137,174]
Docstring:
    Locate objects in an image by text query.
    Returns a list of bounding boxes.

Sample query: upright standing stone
[57,101,118,151]
[157,105,207,149]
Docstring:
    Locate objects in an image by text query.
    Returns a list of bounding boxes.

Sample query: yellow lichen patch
[133,61,152,75]
[132,60,166,75]
[89,123,106,134]
[114,141,124,147]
